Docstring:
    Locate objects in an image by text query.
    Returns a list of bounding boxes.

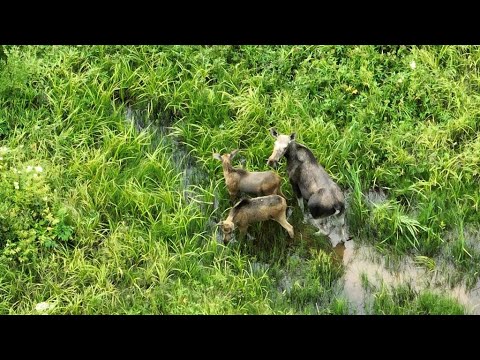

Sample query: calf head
[213,149,240,165]
[219,220,235,244]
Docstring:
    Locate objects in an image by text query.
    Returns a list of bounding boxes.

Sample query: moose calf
[219,195,294,244]
[213,149,284,202]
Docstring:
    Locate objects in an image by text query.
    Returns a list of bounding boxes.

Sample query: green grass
[371,284,467,315]
[0,45,479,314]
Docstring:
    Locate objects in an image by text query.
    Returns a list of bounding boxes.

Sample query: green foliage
[0,147,70,263]
[370,200,428,252]
[372,284,466,315]
[0,45,478,314]
[278,250,344,313]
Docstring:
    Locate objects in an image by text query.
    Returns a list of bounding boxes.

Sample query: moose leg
[314,228,330,237]
[275,213,295,239]
[290,180,307,222]
[237,224,249,240]
[229,191,239,204]
[290,180,303,210]
[286,207,293,220]
[297,197,305,214]
[330,212,351,243]
[313,217,331,237]
[336,212,346,243]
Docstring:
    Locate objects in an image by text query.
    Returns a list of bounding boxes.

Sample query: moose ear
[290,133,296,141]
[213,153,222,161]
[230,149,240,159]
[270,128,278,138]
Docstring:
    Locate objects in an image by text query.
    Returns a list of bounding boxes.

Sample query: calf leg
[229,190,239,204]
[274,213,295,239]
[237,224,249,240]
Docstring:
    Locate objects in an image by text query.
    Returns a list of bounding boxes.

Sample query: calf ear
[270,128,278,138]
[213,153,222,161]
[290,133,296,141]
[230,149,240,159]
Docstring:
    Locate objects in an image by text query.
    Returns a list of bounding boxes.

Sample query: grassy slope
[0,45,477,314]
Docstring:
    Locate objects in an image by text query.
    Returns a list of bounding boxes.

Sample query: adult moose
[267,128,348,245]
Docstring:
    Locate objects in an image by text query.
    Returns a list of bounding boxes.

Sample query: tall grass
[0,45,478,314]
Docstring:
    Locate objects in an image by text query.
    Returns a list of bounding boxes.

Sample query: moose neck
[284,141,296,164]
[222,161,235,175]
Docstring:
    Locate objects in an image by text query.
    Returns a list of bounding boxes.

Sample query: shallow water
[333,240,425,314]
[330,188,480,314]
[332,238,480,314]
[450,279,480,315]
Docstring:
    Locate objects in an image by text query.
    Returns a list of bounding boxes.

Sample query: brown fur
[213,150,285,202]
[220,195,294,244]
